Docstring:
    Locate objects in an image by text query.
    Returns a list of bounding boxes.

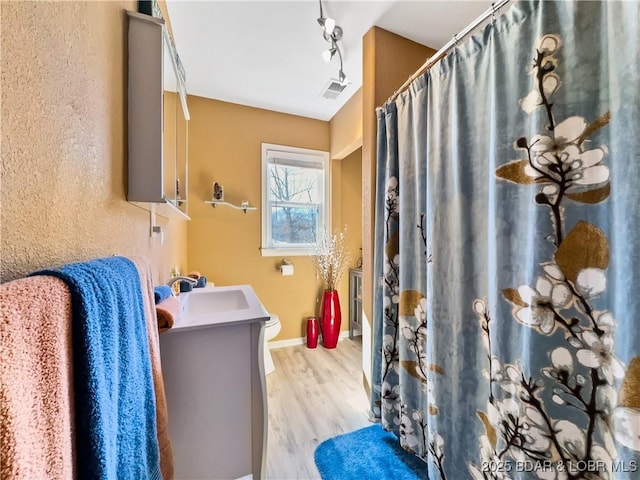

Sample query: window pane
[261,143,329,256]
[268,164,321,203]
[271,206,318,245]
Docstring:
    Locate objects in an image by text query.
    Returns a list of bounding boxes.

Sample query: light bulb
[322,48,336,63]
[324,17,336,35]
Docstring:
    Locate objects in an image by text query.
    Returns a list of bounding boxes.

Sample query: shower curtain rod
[388,0,512,103]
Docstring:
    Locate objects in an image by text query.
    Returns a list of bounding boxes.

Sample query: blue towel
[31,257,161,480]
[154,285,173,304]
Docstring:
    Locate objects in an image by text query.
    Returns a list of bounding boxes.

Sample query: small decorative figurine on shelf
[213,182,224,201]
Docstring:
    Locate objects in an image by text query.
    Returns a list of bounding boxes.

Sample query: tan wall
[186,96,334,341]
[331,159,346,327]
[361,27,435,326]
[329,88,363,160]
[333,148,362,330]
[1,1,188,283]
[340,148,363,271]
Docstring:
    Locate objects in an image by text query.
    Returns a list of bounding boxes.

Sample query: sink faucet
[166,276,198,293]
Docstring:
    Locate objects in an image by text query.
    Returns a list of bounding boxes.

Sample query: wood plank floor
[265,338,371,480]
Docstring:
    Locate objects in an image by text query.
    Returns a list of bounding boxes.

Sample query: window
[261,143,330,256]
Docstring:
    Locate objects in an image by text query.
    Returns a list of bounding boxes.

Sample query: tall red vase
[320,290,341,349]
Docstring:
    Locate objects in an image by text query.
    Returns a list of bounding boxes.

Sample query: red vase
[320,290,341,349]
[306,317,318,348]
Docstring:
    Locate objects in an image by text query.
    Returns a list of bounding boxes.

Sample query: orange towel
[0,276,75,479]
[131,257,175,480]
[156,295,181,334]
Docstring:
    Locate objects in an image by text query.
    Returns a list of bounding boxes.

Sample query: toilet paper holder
[278,259,294,276]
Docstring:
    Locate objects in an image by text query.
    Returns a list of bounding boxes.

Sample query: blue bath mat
[314,424,428,480]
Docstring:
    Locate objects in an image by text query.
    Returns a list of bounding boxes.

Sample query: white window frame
[261,143,330,257]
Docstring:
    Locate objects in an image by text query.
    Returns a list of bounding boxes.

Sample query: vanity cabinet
[159,285,269,480]
[127,11,189,220]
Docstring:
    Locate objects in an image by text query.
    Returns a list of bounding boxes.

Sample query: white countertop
[168,284,269,333]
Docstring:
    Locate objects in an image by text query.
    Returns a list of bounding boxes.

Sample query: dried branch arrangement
[312,227,350,291]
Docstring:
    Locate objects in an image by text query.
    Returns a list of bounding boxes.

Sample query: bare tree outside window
[269,163,321,245]
[261,143,329,256]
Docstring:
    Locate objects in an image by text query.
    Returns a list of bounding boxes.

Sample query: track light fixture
[317,0,348,85]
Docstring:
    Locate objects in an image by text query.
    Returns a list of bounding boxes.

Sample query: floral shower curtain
[370,1,640,478]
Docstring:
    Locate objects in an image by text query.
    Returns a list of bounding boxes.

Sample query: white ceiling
[166,1,493,121]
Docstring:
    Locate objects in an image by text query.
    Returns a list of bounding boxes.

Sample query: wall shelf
[204,200,257,213]
[131,199,190,220]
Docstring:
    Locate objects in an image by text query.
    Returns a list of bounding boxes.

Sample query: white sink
[187,288,249,315]
[173,284,269,331]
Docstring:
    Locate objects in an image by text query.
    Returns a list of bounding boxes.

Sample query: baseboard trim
[268,330,350,350]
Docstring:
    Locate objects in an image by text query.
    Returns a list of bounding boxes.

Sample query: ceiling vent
[320,79,347,100]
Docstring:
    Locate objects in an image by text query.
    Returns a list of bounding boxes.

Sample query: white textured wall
[1,1,187,282]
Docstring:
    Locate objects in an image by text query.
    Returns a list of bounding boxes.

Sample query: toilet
[264,314,281,375]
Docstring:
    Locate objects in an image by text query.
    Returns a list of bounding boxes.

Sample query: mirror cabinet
[127,10,189,220]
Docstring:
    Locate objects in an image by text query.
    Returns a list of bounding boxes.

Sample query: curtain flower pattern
[371,1,640,478]
[470,32,637,479]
